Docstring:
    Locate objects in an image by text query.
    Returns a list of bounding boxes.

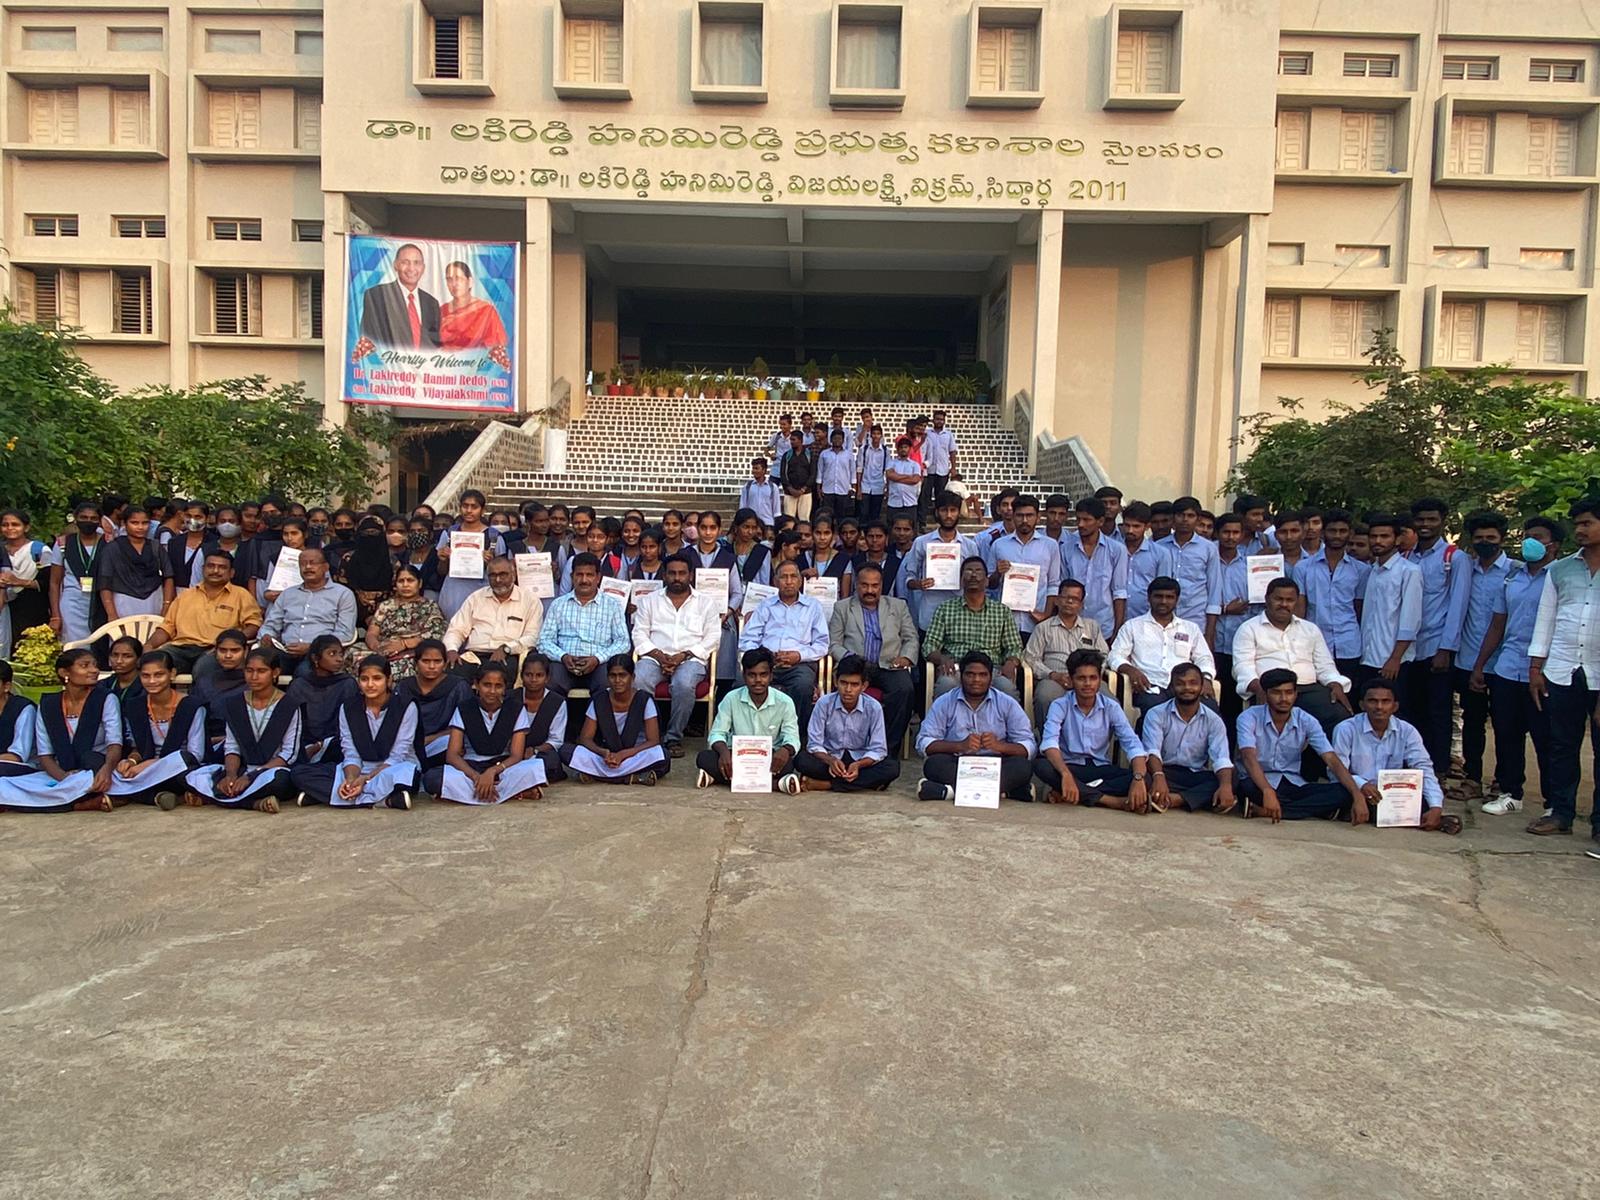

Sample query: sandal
[254,795,280,814]
[629,771,657,787]
[1439,813,1462,835]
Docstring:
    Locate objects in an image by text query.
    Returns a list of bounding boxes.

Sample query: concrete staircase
[487,395,1038,520]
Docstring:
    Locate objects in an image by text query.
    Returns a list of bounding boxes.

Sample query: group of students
[3,472,1595,850]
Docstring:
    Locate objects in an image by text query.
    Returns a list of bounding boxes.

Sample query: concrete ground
[2,766,1597,1200]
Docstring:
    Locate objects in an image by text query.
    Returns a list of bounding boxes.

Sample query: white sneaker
[778,772,802,795]
[1481,793,1523,815]
[294,791,308,807]
[696,768,714,789]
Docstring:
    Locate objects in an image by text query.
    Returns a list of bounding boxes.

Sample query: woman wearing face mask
[359,565,446,679]
[337,514,397,625]
[96,507,174,624]
[48,501,107,645]
[384,517,409,561]
[306,507,332,548]
[488,510,525,558]
[167,501,213,591]
[434,489,506,621]
[209,506,249,587]
[323,508,361,575]
[400,516,442,599]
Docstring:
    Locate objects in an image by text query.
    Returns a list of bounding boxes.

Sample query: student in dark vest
[0,661,40,778]
[184,647,300,813]
[108,650,206,810]
[98,635,145,706]
[190,628,249,762]
[563,654,670,785]
[396,638,470,774]
[516,652,568,784]
[284,634,359,765]
[731,508,772,587]
[0,648,124,812]
[426,660,546,804]
[295,655,418,809]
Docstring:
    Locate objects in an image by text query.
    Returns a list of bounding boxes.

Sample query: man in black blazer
[351,242,440,358]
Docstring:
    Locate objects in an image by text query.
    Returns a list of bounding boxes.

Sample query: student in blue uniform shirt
[984,494,1061,638]
[1118,502,1174,622]
[1294,508,1370,677]
[1234,669,1365,823]
[1453,512,1514,802]
[1211,514,1254,733]
[395,638,469,774]
[299,655,419,809]
[0,661,39,779]
[782,655,899,793]
[1402,497,1473,775]
[1035,649,1148,810]
[108,651,206,809]
[186,647,300,813]
[916,651,1036,803]
[1059,497,1129,636]
[1332,677,1458,833]
[1155,496,1221,644]
[1356,514,1423,704]
[1143,662,1237,812]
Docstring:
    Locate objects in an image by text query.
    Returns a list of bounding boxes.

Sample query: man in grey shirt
[258,547,357,677]
[1023,578,1109,725]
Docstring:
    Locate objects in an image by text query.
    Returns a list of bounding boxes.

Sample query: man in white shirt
[738,457,782,532]
[884,437,925,533]
[443,556,544,677]
[919,409,958,524]
[1230,574,1352,733]
[1108,575,1217,719]
[632,555,722,757]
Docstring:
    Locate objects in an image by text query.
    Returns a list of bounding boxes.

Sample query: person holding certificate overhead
[901,492,979,632]
[1332,677,1457,833]
[696,649,800,790]
[915,651,1035,803]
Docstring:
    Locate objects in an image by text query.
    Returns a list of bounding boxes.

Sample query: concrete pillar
[1191,223,1243,502]
[1228,212,1270,480]
[322,192,351,428]
[591,278,619,376]
[523,197,554,419]
[1031,209,1065,446]
[551,233,587,406]
[166,3,191,390]
[1001,252,1036,424]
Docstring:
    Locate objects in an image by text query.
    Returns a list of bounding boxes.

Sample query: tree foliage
[0,312,380,521]
[1227,340,1600,518]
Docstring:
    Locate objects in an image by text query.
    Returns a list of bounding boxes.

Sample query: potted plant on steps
[802,359,821,403]
[750,357,770,401]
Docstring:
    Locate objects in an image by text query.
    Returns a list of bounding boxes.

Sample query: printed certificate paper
[804,576,839,617]
[1001,564,1042,613]
[695,567,731,613]
[954,756,1003,808]
[515,552,555,599]
[1377,769,1424,827]
[1247,554,1286,605]
[926,542,962,590]
[449,531,486,579]
[265,547,302,595]
[730,735,773,793]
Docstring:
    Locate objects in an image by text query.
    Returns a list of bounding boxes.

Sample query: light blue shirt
[1141,699,1232,772]
[886,455,924,507]
[1042,691,1143,765]
[739,479,782,528]
[4,702,39,764]
[986,531,1062,635]
[1216,552,1255,652]
[1488,563,1549,683]
[921,426,957,475]
[1155,533,1222,620]
[1406,539,1473,658]
[739,594,831,660]
[1359,553,1423,668]
[1458,553,1513,672]
[1236,705,1331,787]
[1296,549,1370,660]
[260,580,358,647]
[1123,538,1174,620]
[1332,714,1444,809]
[1059,532,1129,632]
[537,592,631,660]
[817,448,857,496]
[900,531,979,630]
[916,687,1036,757]
[857,441,890,495]
[807,691,888,762]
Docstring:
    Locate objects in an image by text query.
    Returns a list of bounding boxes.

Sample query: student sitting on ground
[0,648,123,812]
[294,655,419,809]
[783,654,900,794]
[189,628,249,763]
[916,650,1036,802]
[184,647,300,813]
[515,652,568,785]
[1332,677,1460,834]
[563,654,670,787]
[1234,668,1365,823]
[1035,648,1149,810]
[108,650,207,811]
[395,638,469,775]
[285,634,360,766]
[1142,661,1237,813]
[426,660,546,805]
[0,661,38,780]
[696,648,800,789]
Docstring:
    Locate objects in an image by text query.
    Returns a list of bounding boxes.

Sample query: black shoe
[917,778,953,802]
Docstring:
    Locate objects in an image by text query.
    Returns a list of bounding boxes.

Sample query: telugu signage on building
[343,234,519,413]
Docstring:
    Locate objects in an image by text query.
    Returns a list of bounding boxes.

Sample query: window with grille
[13,267,81,325]
[1343,53,1399,78]
[28,215,78,237]
[1333,244,1390,268]
[113,269,153,335]
[296,274,324,340]
[1432,246,1487,269]
[26,87,78,144]
[210,218,263,241]
[1526,115,1577,176]
[109,27,163,51]
[208,88,260,148]
[1520,247,1574,271]
[1277,51,1311,76]
[430,11,484,80]
[975,16,1040,93]
[116,216,166,238]
[1266,242,1304,266]
[1516,303,1569,364]
[1442,56,1496,81]
[1329,297,1385,359]
[293,220,324,242]
[1439,301,1483,362]
[1113,27,1174,94]
[211,273,261,336]
[1263,296,1300,358]
[205,29,261,54]
[1530,59,1583,83]
[111,88,150,146]
[1338,109,1393,171]
[23,27,76,50]
[295,92,321,151]
[1275,109,1308,170]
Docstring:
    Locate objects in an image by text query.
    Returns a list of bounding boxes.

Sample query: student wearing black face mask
[50,501,108,644]
[324,508,361,574]
[306,507,332,548]
[399,517,442,597]
[337,515,397,625]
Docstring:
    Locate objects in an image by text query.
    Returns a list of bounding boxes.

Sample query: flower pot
[606,384,620,396]
[673,388,687,398]
[621,385,637,396]
[654,387,668,398]
[754,388,769,401]
[806,390,821,403]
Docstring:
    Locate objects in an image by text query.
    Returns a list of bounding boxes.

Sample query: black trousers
[794,749,900,791]
[1453,667,1491,785]
[858,494,884,521]
[819,493,855,519]
[695,746,789,785]
[1162,764,1223,811]
[1400,659,1455,774]
[1487,674,1550,801]
[452,651,522,681]
[1236,775,1350,820]
[865,663,915,755]
[922,753,1034,800]
[1213,652,1243,744]
[546,660,609,696]
[1542,668,1599,831]
[1033,758,1136,804]
[772,663,819,742]
[919,473,948,521]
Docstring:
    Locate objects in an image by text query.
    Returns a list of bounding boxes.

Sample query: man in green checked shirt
[923,556,1024,701]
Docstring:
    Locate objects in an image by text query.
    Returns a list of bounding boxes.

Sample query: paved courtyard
[2,771,1597,1199]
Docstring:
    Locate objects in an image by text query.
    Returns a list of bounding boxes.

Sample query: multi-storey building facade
[2,1,1596,507]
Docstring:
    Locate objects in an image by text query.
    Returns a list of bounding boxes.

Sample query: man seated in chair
[915,651,1035,802]
[1023,578,1109,726]
[739,561,830,737]
[144,549,262,681]
[1107,575,1217,720]
[1235,668,1366,823]
[1034,649,1149,811]
[632,555,721,759]
[1143,662,1237,813]
[784,654,900,793]
[257,548,356,678]
[443,556,543,680]
[696,648,800,789]
[923,557,1024,701]
[828,561,918,757]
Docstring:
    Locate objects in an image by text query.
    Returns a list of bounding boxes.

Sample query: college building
[3,0,1598,511]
